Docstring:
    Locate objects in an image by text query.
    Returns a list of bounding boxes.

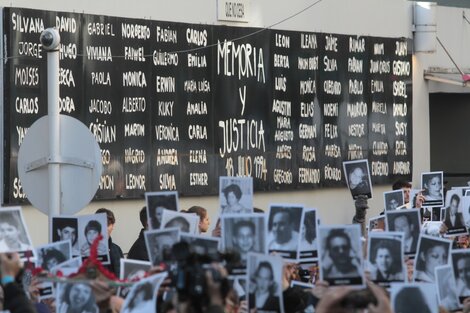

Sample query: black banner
[3,7,412,204]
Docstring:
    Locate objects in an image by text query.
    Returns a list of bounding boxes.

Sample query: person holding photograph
[222,184,250,214]
[80,220,107,256]
[0,214,30,252]
[122,282,154,313]
[128,207,149,261]
[58,283,98,313]
[249,261,280,312]
[41,248,67,271]
[322,229,361,279]
[415,240,448,282]
[369,240,403,282]
[95,208,124,277]
[444,194,465,229]
[232,220,256,264]
[268,209,299,251]
[423,173,443,202]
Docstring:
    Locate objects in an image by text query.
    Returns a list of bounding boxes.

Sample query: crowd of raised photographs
[4,174,470,313]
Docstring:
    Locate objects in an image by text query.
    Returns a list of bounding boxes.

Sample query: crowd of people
[3,176,470,313]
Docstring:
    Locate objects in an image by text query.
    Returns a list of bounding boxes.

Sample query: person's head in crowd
[394,286,432,313]
[253,261,276,295]
[270,209,295,245]
[393,214,415,241]
[55,218,78,247]
[187,206,210,233]
[423,174,442,199]
[370,240,401,276]
[61,283,96,313]
[84,220,102,246]
[127,282,153,311]
[233,220,256,254]
[416,239,448,282]
[449,194,460,215]
[223,184,243,207]
[164,217,190,233]
[0,213,26,249]
[393,179,412,204]
[140,206,148,230]
[302,215,316,245]
[348,167,366,189]
[325,229,357,274]
[456,256,470,290]
[41,248,66,271]
[95,208,116,237]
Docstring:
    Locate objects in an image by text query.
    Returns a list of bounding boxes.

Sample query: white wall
[3,0,457,253]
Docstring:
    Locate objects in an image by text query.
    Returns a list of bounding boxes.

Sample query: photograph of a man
[145,191,179,230]
[222,214,266,269]
[386,209,420,255]
[267,205,303,260]
[444,191,466,235]
[52,217,79,256]
[318,225,364,286]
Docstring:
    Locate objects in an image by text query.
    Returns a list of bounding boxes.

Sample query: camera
[39,28,60,50]
[168,242,231,313]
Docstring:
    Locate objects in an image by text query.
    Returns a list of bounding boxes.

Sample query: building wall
[2,0,467,253]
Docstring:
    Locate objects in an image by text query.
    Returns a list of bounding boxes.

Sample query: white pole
[41,28,61,241]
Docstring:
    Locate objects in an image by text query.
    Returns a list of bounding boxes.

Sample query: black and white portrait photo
[52,216,79,256]
[267,204,303,260]
[35,240,72,272]
[421,171,444,207]
[160,209,199,234]
[444,190,467,235]
[180,233,220,260]
[318,224,364,287]
[145,227,180,266]
[462,196,470,230]
[390,283,438,313]
[451,251,470,301]
[383,190,404,211]
[50,257,82,276]
[247,253,284,313]
[435,265,461,312]
[119,259,152,298]
[77,213,109,264]
[368,215,385,232]
[145,191,179,230]
[299,208,318,260]
[413,235,451,283]
[0,207,33,258]
[385,209,421,255]
[121,272,167,313]
[56,282,98,313]
[342,159,372,199]
[222,214,265,273]
[367,233,405,286]
[219,176,253,215]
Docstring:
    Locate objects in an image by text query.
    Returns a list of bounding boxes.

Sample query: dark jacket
[105,237,124,277]
[127,228,149,261]
[3,282,36,313]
